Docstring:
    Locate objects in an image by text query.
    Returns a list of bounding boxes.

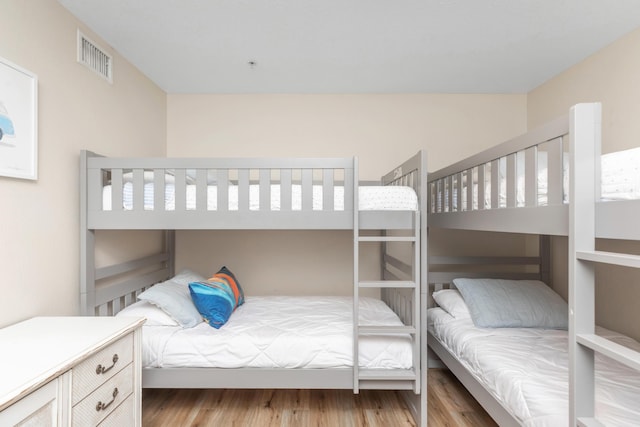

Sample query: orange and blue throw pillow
[189,266,245,329]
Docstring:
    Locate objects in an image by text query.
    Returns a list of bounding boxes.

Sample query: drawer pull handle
[95,387,119,412]
[96,354,119,375]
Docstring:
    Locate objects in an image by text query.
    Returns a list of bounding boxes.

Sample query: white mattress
[139,296,413,369]
[102,184,419,211]
[428,307,640,427]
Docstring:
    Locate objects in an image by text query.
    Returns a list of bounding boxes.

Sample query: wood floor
[142,369,498,426]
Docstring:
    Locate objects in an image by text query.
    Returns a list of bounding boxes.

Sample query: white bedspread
[428,307,640,427]
[141,296,413,370]
[102,184,418,211]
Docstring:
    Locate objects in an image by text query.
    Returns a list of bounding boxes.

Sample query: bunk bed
[427,103,640,426]
[80,150,428,427]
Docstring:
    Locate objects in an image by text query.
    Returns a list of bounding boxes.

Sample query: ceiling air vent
[77,30,113,83]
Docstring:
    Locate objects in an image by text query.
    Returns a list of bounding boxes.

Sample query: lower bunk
[111,269,426,426]
[427,285,640,427]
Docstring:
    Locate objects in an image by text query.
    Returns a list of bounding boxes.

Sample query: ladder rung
[358,280,415,288]
[576,250,640,269]
[577,417,606,427]
[577,333,640,372]
[358,369,415,381]
[358,325,415,335]
[358,236,416,242]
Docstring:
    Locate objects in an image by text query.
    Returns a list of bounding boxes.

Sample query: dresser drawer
[96,394,134,427]
[72,333,133,405]
[72,363,133,426]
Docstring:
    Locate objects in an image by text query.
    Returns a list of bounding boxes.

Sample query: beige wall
[528,27,640,154]
[6,1,635,335]
[0,0,166,327]
[528,27,640,340]
[168,94,527,294]
[168,94,527,176]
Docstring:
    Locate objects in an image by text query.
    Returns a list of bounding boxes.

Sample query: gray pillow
[453,278,568,330]
[138,279,202,328]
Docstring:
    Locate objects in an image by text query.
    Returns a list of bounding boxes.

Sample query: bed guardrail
[428,116,571,235]
[82,151,356,230]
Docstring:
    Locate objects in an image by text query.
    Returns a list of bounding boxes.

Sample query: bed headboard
[427,235,551,308]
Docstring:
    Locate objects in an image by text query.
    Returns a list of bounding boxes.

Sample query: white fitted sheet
[138,296,413,369]
[428,307,640,427]
[102,184,418,211]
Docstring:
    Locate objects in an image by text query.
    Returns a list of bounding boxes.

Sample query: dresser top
[0,316,144,411]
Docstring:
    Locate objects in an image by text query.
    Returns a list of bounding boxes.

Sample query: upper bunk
[81,150,427,231]
[428,102,640,240]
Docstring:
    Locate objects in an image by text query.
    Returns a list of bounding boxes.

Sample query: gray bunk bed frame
[80,150,428,427]
[427,103,640,426]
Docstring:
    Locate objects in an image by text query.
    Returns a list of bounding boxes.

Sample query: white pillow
[121,171,196,185]
[115,300,178,326]
[171,269,206,286]
[432,289,471,319]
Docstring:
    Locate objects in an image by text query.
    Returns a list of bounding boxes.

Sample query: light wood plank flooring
[142,369,498,426]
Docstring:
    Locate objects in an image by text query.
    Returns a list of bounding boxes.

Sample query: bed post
[569,102,601,426]
[80,150,96,315]
[352,156,360,394]
[417,149,428,427]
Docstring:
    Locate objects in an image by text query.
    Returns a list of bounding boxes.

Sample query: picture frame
[0,56,38,180]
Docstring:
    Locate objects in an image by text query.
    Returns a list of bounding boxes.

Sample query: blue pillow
[189,278,237,329]
[453,278,568,330]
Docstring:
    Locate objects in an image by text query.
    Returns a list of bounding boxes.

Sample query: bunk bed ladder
[569,102,640,426]
[353,209,421,393]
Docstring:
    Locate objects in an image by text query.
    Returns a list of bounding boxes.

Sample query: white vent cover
[77,30,112,83]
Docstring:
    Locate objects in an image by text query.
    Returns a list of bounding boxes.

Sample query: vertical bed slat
[281,169,292,211]
[174,169,187,212]
[437,180,444,213]
[323,169,334,211]
[524,146,538,207]
[109,169,123,211]
[506,153,516,208]
[238,169,249,212]
[344,163,354,212]
[490,159,499,209]
[455,173,463,212]
[446,176,453,212]
[465,170,473,212]
[547,137,564,205]
[302,169,312,211]
[132,169,144,211]
[196,169,207,211]
[477,165,485,210]
[260,169,271,211]
[154,169,165,211]
[217,169,229,212]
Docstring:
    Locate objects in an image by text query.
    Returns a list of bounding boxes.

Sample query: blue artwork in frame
[0,56,38,180]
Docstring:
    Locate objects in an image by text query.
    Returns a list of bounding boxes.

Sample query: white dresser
[0,316,144,426]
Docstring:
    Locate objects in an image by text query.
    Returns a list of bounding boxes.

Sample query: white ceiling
[57,0,640,94]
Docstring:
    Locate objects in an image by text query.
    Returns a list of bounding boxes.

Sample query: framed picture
[0,56,38,180]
